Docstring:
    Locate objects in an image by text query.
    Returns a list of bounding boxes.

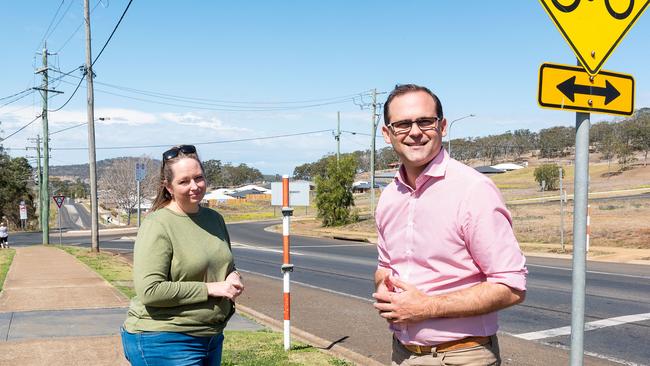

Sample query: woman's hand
[206,277,243,300]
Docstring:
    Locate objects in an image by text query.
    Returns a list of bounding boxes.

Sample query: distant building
[474,166,505,175]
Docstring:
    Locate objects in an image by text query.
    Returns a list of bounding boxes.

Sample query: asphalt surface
[7,221,648,365]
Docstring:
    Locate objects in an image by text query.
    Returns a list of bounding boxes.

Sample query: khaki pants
[391,335,500,366]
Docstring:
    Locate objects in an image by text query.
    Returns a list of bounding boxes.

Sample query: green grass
[0,249,16,291]
[57,245,135,298]
[57,246,352,366]
[223,330,352,366]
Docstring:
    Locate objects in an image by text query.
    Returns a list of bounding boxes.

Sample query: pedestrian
[121,144,244,366]
[0,221,8,248]
[372,84,527,366]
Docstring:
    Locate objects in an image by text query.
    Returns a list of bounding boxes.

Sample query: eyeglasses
[388,117,442,134]
[162,145,196,161]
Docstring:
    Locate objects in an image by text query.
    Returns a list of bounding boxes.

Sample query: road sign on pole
[538,62,634,116]
[539,0,649,75]
[52,195,65,209]
[135,162,146,182]
[19,201,28,220]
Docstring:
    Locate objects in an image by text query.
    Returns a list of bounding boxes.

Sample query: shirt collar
[394,148,449,188]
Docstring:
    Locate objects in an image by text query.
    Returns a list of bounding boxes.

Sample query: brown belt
[401,336,491,354]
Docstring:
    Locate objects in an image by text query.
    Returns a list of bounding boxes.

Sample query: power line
[1,115,42,142]
[0,88,34,101]
[50,129,334,150]
[51,72,372,108]
[91,0,133,68]
[49,0,134,112]
[53,77,366,111]
[35,0,65,52]
[56,0,102,53]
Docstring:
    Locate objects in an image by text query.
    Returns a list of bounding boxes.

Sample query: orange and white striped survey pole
[281,175,294,351]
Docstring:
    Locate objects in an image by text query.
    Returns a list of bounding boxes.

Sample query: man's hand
[372,275,434,324]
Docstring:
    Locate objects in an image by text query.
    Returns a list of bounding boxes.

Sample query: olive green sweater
[123,207,235,336]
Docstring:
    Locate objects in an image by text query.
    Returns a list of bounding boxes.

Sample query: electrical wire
[56,0,102,53]
[0,88,34,101]
[49,122,88,136]
[35,0,65,53]
[53,77,367,111]
[0,89,36,109]
[45,0,76,41]
[50,129,333,150]
[1,115,42,142]
[48,0,134,112]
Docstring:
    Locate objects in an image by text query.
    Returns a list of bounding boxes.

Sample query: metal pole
[559,167,564,252]
[40,47,50,245]
[336,111,340,164]
[58,206,62,245]
[85,0,100,252]
[280,175,294,351]
[137,180,141,227]
[570,108,590,366]
[370,89,377,217]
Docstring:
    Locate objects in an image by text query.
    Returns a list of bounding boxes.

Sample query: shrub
[534,163,564,191]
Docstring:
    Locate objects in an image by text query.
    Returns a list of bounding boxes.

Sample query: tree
[98,157,158,225]
[315,155,357,227]
[0,153,35,227]
[538,126,575,158]
[534,164,564,191]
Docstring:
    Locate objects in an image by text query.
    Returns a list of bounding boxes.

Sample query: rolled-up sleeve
[461,179,527,291]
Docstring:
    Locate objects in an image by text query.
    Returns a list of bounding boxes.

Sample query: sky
[1,1,649,175]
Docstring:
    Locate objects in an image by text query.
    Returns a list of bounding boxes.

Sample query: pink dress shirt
[376,149,527,346]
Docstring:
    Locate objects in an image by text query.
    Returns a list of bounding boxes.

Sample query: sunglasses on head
[162,145,196,161]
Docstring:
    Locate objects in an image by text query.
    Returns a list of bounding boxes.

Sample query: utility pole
[370,89,378,217]
[335,111,341,164]
[34,45,62,245]
[27,136,43,229]
[85,0,100,252]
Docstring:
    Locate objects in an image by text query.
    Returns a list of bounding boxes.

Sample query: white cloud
[160,112,252,134]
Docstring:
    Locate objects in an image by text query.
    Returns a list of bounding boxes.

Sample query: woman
[121,145,244,366]
[0,221,8,248]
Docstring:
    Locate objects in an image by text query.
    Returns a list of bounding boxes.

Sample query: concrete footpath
[0,246,262,366]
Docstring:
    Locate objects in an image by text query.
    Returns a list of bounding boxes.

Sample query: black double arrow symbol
[557,76,621,105]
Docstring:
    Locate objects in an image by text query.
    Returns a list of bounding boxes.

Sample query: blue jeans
[120,327,224,366]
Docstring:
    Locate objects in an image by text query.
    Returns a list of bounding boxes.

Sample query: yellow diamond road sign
[538,62,634,116]
[539,0,649,75]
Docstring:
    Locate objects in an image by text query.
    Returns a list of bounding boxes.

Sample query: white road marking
[527,264,650,280]
[231,242,305,256]
[291,243,372,248]
[238,270,373,303]
[515,312,650,340]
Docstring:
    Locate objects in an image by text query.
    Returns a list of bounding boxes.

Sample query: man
[373,84,527,366]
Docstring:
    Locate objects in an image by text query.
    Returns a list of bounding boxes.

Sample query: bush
[534,164,564,191]
[315,156,357,227]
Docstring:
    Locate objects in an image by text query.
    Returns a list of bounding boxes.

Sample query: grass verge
[57,245,352,366]
[223,330,352,366]
[0,249,16,291]
[56,245,135,299]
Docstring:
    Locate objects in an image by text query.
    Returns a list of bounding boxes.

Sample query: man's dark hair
[383,84,443,125]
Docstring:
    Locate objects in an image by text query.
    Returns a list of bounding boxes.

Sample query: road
[9,221,649,365]
[227,221,650,366]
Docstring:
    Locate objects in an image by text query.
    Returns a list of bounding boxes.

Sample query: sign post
[53,195,65,245]
[135,162,146,227]
[538,2,649,365]
[19,201,27,230]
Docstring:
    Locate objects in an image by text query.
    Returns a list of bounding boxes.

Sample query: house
[474,166,505,174]
[490,163,525,171]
